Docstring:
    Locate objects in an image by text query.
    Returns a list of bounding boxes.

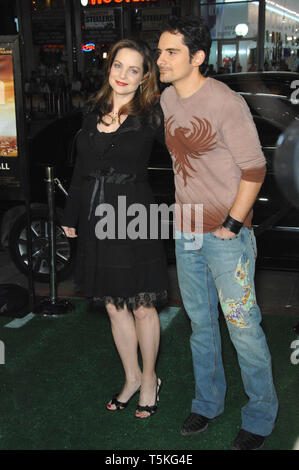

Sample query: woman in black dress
[62,39,168,419]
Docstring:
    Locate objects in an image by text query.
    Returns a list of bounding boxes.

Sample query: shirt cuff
[241,165,266,183]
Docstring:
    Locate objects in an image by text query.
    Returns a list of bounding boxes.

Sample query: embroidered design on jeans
[219,258,256,328]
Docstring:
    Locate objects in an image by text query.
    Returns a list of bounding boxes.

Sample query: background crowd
[24,56,299,120]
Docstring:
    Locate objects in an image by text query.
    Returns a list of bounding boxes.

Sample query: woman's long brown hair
[88,38,160,127]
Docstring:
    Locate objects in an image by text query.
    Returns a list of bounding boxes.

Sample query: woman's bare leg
[106,303,141,409]
[133,306,160,418]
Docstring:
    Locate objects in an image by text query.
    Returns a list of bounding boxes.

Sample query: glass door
[218,40,237,73]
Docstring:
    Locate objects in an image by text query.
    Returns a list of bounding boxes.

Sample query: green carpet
[0,300,298,450]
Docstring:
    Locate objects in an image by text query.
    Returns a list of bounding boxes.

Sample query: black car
[3,71,299,282]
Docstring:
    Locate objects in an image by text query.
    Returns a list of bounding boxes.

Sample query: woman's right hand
[62,226,77,238]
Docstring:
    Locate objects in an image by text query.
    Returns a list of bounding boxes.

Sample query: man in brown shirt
[157,16,278,450]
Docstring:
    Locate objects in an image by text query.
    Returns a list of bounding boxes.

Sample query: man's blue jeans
[175,227,278,436]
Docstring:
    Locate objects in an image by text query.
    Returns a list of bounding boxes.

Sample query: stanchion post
[34,166,75,316]
[45,166,57,304]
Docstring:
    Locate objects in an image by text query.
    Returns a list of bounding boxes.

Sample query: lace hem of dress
[93,290,167,311]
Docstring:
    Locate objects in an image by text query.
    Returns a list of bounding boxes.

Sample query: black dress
[62,110,168,310]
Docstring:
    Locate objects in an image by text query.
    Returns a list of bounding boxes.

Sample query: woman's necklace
[108,111,119,124]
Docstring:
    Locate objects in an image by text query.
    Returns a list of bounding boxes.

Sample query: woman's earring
[140,82,144,93]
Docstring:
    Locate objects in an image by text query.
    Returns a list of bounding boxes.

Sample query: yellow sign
[0,51,18,157]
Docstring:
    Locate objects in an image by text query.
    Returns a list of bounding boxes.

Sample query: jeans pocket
[211,232,240,241]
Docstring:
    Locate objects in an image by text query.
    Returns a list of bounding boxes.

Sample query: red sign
[82,43,96,51]
[88,0,157,5]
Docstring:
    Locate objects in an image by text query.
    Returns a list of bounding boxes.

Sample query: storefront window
[81,6,121,75]
[200,1,258,73]
[31,0,65,12]
[264,1,299,71]
[200,0,299,73]
[30,0,68,98]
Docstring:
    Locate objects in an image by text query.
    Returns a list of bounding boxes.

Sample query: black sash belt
[85,167,145,220]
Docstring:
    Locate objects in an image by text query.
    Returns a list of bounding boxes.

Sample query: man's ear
[192,50,206,67]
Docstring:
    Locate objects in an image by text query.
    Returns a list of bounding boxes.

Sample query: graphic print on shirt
[165,116,217,186]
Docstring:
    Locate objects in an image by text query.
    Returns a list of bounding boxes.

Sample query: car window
[215,74,299,100]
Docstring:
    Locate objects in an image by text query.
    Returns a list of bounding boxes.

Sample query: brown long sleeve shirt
[160,77,266,233]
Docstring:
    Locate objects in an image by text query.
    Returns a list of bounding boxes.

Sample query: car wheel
[8,208,75,283]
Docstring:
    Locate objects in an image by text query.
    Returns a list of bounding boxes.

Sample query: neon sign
[82,43,96,52]
[87,0,157,5]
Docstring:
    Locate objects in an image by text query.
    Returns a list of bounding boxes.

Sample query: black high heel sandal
[107,387,140,411]
[135,378,162,418]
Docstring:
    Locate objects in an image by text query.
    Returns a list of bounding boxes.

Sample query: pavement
[0,246,299,317]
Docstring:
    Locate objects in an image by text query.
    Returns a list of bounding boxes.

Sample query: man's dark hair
[160,16,212,74]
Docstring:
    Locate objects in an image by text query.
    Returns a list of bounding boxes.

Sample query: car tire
[8,207,76,283]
